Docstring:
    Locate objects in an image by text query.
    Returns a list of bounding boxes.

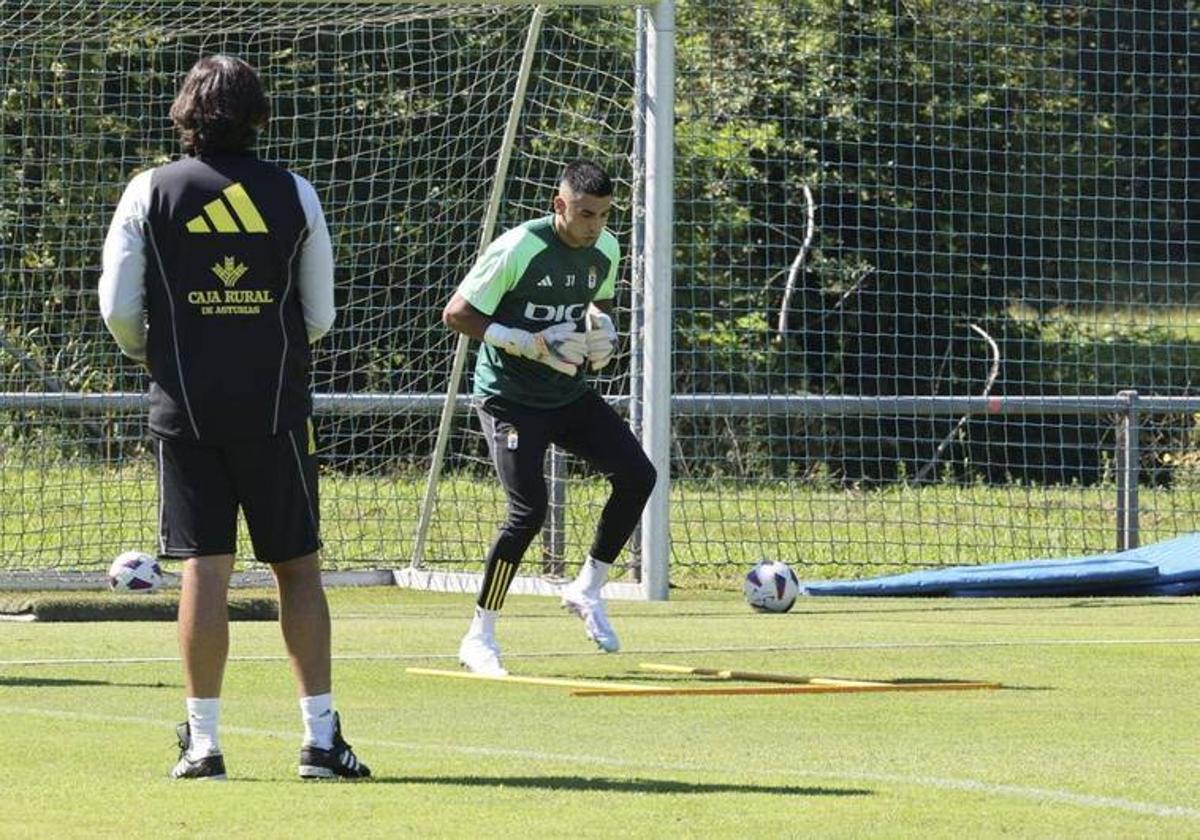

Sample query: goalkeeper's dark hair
[560,159,613,198]
[170,55,269,155]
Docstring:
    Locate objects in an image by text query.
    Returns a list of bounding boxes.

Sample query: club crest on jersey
[587,266,598,289]
[524,302,586,322]
[211,256,248,287]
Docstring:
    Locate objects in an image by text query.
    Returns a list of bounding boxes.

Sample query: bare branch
[775,183,815,340]
[914,322,1001,483]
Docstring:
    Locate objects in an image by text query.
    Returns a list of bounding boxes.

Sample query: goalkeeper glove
[484,322,587,376]
[585,305,617,371]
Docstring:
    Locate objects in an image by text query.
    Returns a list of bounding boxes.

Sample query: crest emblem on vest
[587,266,598,289]
[211,256,249,287]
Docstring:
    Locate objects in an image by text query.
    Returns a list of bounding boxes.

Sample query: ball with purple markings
[107,550,163,593]
[743,559,799,613]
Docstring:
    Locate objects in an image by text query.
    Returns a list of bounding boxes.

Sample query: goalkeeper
[443,160,656,675]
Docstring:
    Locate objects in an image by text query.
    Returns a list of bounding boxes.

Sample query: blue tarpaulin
[803,533,1200,597]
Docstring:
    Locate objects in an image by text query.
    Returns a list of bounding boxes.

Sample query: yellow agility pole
[572,680,1002,698]
[638,662,887,687]
[404,667,669,692]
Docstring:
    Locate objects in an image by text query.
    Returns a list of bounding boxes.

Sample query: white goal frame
[404,1,675,601]
[269,0,675,602]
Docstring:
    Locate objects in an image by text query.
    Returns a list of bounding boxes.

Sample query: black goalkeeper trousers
[476,390,656,600]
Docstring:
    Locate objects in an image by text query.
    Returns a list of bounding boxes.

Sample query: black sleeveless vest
[143,154,311,441]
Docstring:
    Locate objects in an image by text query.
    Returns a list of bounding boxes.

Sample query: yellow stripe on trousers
[484,561,518,611]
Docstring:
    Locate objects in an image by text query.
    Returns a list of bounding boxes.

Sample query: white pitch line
[3,705,1198,822]
[5,636,1200,667]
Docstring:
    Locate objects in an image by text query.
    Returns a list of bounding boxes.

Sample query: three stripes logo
[185,182,268,234]
[480,560,519,611]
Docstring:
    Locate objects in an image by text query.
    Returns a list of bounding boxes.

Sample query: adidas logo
[537,275,553,287]
[186,182,268,234]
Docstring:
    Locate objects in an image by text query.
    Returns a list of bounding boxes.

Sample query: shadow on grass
[0,675,177,689]
[368,774,872,797]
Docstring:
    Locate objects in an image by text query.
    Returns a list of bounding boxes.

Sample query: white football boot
[458,632,508,676]
[561,585,620,653]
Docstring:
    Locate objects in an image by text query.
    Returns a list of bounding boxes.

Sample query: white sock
[469,605,499,639]
[185,697,220,758]
[574,556,612,598]
[300,693,334,749]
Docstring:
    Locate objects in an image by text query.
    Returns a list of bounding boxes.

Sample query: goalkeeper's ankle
[574,556,612,599]
[468,604,500,639]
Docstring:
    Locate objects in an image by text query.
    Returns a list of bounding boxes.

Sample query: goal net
[6,2,1197,590]
[0,1,639,576]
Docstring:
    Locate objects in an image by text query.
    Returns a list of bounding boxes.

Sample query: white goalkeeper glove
[585,305,617,371]
[483,321,587,376]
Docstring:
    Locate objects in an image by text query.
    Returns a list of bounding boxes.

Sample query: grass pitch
[2,588,1199,838]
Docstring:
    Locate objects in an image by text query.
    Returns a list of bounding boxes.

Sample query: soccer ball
[743,559,800,613]
[107,550,164,593]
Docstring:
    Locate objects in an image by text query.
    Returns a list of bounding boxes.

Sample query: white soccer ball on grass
[107,550,164,593]
[743,559,800,613]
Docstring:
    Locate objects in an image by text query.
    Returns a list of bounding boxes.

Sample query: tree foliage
[2,1,1196,483]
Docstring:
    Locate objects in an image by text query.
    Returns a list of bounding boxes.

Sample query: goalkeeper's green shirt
[457,215,618,408]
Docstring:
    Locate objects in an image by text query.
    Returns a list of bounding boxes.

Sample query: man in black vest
[99,55,369,781]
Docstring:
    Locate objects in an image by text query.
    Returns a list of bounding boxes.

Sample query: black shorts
[156,419,321,563]
[477,390,649,502]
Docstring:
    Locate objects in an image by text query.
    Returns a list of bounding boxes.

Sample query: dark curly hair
[169,55,269,155]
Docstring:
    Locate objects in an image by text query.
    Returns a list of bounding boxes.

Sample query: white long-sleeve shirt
[99,167,336,363]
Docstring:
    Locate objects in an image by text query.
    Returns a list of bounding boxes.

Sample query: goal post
[410,1,674,602]
[639,0,674,601]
